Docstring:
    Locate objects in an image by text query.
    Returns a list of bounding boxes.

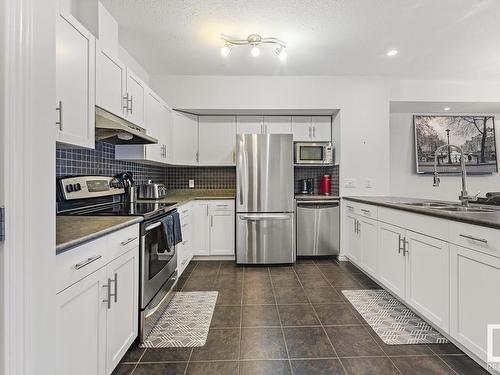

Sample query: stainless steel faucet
[433,144,472,206]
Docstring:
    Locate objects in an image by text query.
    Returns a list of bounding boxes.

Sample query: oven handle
[145,222,162,232]
[144,275,177,319]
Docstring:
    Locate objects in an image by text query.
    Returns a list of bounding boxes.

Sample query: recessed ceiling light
[386,49,398,57]
[444,107,451,111]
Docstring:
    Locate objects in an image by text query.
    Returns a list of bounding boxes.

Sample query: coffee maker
[299,178,314,194]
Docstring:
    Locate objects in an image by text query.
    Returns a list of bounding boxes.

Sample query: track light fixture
[220,34,287,61]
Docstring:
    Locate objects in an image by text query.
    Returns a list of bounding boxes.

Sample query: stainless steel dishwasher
[296,199,340,256]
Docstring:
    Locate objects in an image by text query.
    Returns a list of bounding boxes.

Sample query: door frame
[1,0,56,374]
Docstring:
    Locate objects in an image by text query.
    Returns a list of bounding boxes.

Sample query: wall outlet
[188,179,195,188]
[344,179,356,188]
[365,179,373,188]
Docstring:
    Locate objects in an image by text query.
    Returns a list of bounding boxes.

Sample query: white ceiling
[101,0,500,78]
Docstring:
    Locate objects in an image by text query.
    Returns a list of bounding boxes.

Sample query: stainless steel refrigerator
[236,134,295,264]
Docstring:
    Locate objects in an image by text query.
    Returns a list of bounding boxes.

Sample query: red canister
[320,175,331,195]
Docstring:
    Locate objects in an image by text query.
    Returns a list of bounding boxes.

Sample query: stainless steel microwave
[294,142,334,165]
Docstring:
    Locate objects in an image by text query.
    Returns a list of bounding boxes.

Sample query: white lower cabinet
[451,245,500,363]
[105,250,139,373]
[405,231,449,331]
[359,216,378,277]
[343,200,500,372]
[180,200,235,268]
[377,222,406,299]
[56,267,107,375]
[210,209,235,256]
[56,225,139,375]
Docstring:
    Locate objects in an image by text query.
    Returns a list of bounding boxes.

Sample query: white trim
[2,0,56,374]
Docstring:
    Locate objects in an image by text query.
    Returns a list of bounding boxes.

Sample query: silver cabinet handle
[360,209,371,214]
[346,205,354,210]
[145,222,162,232]
[129,95,133,114]
[196,151,199,163]
[459,234,488,243]
[74,255,102,270]
[111,272,118,303]
[123,93,129,112]
[216,204,229,207]
[240,214,290,221]
[358,220,361,234]
[56,101,63,131]
[233,151,236,163]
[402,238,409,256]
[206,204,209,216]
[120,237,138,246]
[103,278,112,309]
[182,223,188,228]
[312,126,316,138]
[308,126,312,139]
[398,234,402,254]
[210,216,214,227]
[354,220,357,234]
[181,209,189,214]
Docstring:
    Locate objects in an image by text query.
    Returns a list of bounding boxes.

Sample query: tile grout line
[237,265,245,375]
[129,347,147,374]
[292,263,349,375]
[268,266,295,375]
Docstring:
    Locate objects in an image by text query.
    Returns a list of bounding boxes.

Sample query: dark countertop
[56,216,143,254]
[139,189,236,207]
[343,196,500,229]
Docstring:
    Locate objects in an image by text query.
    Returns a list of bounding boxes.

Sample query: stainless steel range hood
[95,107,158,145]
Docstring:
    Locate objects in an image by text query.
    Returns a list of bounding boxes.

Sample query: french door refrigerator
[236,133,295,264]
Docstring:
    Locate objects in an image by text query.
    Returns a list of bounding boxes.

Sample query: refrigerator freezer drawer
[297,201,340,256]
[236,213,295,264]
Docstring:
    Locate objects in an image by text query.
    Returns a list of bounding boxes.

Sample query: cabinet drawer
[106,224,140,259]
[56,236,107,293]
[178,204,191,219]
[209,200,235,212]
[450,221,500,258]
[343,201,378,219]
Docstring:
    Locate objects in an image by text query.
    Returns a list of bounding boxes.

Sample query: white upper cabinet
[263,116,292,134]
[199,116,236,165]
[172,111,199,165]
[56,9,95,148]
[292,116,331,142]
[236,116,264,134]
[124,68,146,128]
[96,42,126,118]
[311,116,332,141]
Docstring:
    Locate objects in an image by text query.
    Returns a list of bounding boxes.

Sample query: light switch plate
[344,179,356,188]
[188,179,195,188]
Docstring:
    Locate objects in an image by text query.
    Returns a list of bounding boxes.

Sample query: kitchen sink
[431,206,496,213]
[400,202,450,208]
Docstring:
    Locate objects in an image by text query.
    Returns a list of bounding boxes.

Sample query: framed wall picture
[414,115,498,174]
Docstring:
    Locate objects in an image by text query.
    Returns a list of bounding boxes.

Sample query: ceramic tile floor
[114,259,490,375]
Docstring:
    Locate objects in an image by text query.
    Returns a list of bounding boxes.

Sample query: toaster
[138,181,167,199]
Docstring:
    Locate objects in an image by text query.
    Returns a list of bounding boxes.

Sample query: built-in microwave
[294,142,334,165]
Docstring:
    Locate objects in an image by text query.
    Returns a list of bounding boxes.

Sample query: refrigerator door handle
[239,214,291,221]
[237,140,244,206]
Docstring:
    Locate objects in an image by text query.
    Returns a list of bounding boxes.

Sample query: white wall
[119,45,150,85]
[390,112,500,201]
[152,75,392,196]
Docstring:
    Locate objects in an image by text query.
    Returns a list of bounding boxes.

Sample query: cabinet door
[144,92,164,163]
[291,116,312,141]
[56,268,107,375]
[450,245,500,362]
[236,116,264,134]
[377,222,406,299]
[263,116,292,134]
[105,248,139,374]
[405,231,450,331]
[96,44,126,118]
[199,116,236,165]
[311,116,332,142]
[172,111,198,165]
[192,201,210,256]
[210,211,235,256]
[56,10,95,148]
[125,69,146,128]
[344,214,361,264]
[359,216,378,278]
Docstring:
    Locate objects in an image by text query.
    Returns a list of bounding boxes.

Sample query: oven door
[295,143,327,164]
[140,218,177,309]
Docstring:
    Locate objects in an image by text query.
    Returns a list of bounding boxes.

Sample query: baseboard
[337,255,349,262]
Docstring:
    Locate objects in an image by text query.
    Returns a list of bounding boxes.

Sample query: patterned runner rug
[342,289,449,345]
[141,291,218,348]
